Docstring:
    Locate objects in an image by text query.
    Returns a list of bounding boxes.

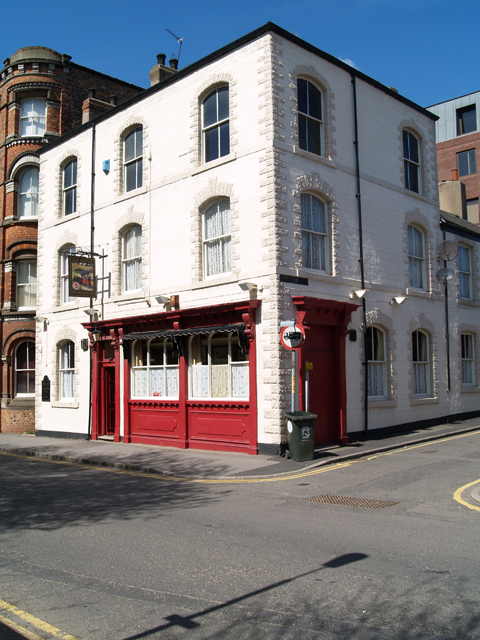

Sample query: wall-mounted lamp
[34,316,49,324]
[84,308,99,321]
[349,289,368,299]
[390,296,407,305]
[239,282,257,291]
[155,295,170,305]
[91,327,102,343]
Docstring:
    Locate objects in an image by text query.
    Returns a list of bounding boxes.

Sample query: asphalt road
[1,431,479,639]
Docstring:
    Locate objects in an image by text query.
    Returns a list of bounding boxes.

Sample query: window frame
[63,158,77,215]
[202,86,230,164]
[412,330,431,397]
[14,340,35,397]
[59,341,75,400]
[18,166,39,219]
[189,332,249,400]
[407,225,426,290]
[131,338,180,399]
[123,127,143,193]
[202,199,231,279]
[366,327,387,400]
[458,245,472,300]
[19,97,46,137]
[301,193,328,272]
[121,225,142,293]
[297,78,323,156]
[456,105,477,136]
[60,246,76,305]
[16,259,37,309]
[461,333,475,387]
[403,130,420,194]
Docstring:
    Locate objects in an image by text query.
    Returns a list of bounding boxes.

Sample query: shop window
[121,225,142,292]
[18,167,39,218]
[202,86,229,163]
[124,127,143,192]
[59,341,75,399]
[19,98,46,137]
[189,332,249,399]
[17,260,37,309]
[15,341,35,396]
[63,159,77,215]
[412,330,430,397]
[408,225,426,290]
[457,104,476,136]
[60,246,76,304]
[366,327,386,399]
[457,149,476,177]
[301,193,328,271]
[297,78,322,156]
[461,334,475,386]
[131,338,179,398]
[203,199,231,278]
[458,245,472,299]
[403,130,420,193]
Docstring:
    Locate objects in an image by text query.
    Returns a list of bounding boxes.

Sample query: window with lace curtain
[18,167,39,218]
[461,334,475,386]
[412,330,430,397]
[408,225,425,290]
[17,260,37,309]
[60,246,76,305]
[20,98,46,137]
[121,225,142,292]
[366,327,386,399]
[189,332,249,399]
[59,341,75,400]
[202,199,231,278]
[131,338,179,399]
[15,341,35,396]
[301,193,328,271]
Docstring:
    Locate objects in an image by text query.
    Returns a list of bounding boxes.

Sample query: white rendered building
[35,23,479,454]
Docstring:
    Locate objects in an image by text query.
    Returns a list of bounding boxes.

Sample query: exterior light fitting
[349,289,367,299]
[91,328,102,343]
[390,296,407,305]
[239,282,257,291]
[34,316,49,324]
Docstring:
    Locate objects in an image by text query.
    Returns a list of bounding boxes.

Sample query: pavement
[0,417,480,480]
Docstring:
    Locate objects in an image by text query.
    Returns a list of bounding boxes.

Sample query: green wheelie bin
[284,411,317,461]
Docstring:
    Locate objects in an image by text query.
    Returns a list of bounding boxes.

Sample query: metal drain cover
[302,495,398,509]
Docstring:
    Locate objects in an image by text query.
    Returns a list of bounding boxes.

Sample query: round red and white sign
[73,282,80,290]
[280,324,305,350]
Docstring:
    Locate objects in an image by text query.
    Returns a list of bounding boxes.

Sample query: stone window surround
[398,120,430,198]
[52,328,78,404]
[408,315,438,401]
[114,117,149,197]
[458,325,480,391]
[111,209,147,297]
[456,241,478,303]
[364,309,397,403]
[404,210,434,294]
[55,151,81,219]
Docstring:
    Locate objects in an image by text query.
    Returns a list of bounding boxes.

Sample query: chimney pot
[169,58,178,70]
[157,53,166,66]
[109,95,117,106]
[88,88,96,99]
[452,168,458,181]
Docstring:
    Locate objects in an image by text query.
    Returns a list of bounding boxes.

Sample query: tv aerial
[166,28,183,64]
[437,239,458,262]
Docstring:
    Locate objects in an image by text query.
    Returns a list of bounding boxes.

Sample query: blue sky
[5,0,477,108]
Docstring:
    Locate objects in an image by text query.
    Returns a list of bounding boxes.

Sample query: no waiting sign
[280,324,305,350]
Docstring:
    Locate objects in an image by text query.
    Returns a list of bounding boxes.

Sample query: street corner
[453,478,480,512]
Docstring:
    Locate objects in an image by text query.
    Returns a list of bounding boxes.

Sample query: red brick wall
[436,132,480,201]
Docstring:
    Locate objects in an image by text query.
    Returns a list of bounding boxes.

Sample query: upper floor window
[457,149,476,177]
[15,341,35,396]
[124,127,143,192]
[301,193,328,271]
[121,225,142,292]
[60,246,76,305]
[408,225,425,290]
[59,341,75,400]
[20,98,46,137]
[202,86,229,163]
[366,327,386,399]
[63,159,77,215]
[17,260,37,309]
[131,338,179,399]
[403,130,420,193]
[297,79,322,156]
[457,104,477,136]
[189,332,249,399]
[203,199,231,278]
[18,167,39,218]
[459,245,472,299]
[412,330,430,397]
[461,334,475,386]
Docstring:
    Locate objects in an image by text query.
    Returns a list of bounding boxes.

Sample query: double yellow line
[0,598,79,640]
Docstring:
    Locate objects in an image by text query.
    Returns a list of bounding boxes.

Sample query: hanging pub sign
[68,255,96,298]
[280,324,305,350]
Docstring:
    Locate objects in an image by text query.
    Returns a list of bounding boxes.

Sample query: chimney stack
[149,52,178,86]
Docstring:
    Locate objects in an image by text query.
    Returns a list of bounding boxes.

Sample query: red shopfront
[85,300,259,454]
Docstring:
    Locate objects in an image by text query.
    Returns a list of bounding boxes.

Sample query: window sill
[460,386,480,394]
[367,399,397,408]
[54,211,81,225]
[3,217,38,226]
[405,288,441,300]
[114,185,148,204]
[409,396,439,406]
[292,146,336,168]
[51,401,79,409]
[457,298,480,308]
[192,152,237,175]
[113,289,145,304]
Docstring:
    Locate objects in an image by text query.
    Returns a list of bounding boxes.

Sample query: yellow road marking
[453,479,480,512]
[0,613,44,640]
[0,598,79,640]
[1,428,479,484]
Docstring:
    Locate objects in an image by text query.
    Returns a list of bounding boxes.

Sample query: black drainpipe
[352,74,368,437]
[87,122,96,439]
[442,227,451,392]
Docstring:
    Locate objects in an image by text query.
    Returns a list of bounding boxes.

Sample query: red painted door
[101,366,116,436]
[303,325,339,445]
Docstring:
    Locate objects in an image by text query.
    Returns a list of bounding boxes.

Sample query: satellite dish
[436,267,454,281]
[437,240,458,261]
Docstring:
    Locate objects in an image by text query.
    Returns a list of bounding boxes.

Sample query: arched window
[18,167,39,218]
[403,130,420,193]
[121,225,142,292]
[461,334,475,386]
[366,327,386,399]
[203,199,231,278]
[20,98,46,137]
[189,332,249,399]
[60,246,76,304]
[63,159,77,215]
[202,86,229,163]
[15,341,35,396]
[124,127,143,192]
[301,193,328,271]
[297,79,322,156]
[131,338,179,398]
[412,330,430,396]
[407,225,425,290]
[59,341,75,400]
[17,260,37,309]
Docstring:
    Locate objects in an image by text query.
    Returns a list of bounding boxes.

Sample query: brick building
[0,46,143,433]
[428,92,480,224]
